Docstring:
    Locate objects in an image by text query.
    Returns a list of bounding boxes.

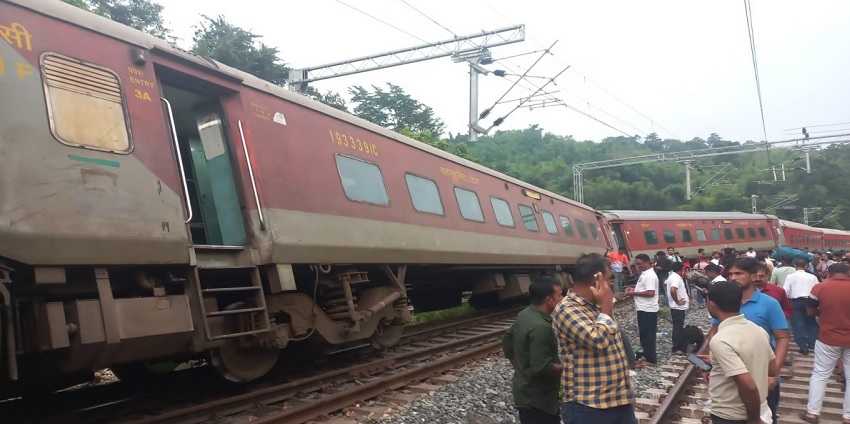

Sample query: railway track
[0,306,523,424]
[638,335,848,424]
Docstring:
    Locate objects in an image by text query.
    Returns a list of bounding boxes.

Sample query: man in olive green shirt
[503,276,564,423]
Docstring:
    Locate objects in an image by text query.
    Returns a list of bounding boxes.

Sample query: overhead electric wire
[744,0,771,163]
[483,0,681,140]
[334,0,434,46]
[398,0,458,37]
[783,121,850,131]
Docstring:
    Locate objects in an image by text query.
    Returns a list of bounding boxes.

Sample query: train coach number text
[329,129,378,157]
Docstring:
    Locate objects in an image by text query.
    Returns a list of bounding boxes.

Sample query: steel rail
[647,340,710,424]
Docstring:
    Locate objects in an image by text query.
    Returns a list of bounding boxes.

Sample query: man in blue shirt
[707,258,790,424]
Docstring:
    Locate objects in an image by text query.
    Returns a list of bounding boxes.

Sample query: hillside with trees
[64,0,850,229]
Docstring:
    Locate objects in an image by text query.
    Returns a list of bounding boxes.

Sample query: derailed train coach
[0,0,611,392]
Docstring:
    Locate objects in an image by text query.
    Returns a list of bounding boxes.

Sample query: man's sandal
[799,413,818,424]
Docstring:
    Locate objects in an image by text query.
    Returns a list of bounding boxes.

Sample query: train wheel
[369,322,404,349]
[209,302,279,383]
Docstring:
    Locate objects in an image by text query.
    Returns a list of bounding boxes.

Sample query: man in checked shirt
[553,253,637,424]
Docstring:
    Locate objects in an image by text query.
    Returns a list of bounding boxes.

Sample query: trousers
[790,298,819,352]
[517,406,560,424]
[671,309,686,353]
[562,401,637,424]
[806,340,850,420]
[637,311,658,363]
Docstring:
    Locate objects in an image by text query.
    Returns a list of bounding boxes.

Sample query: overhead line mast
[287,26,526,141]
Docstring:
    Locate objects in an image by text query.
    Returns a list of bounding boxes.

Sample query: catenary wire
[398,0,458,37]
[744,0,771,163]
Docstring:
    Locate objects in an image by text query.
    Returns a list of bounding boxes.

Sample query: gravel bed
[363,296,712,424]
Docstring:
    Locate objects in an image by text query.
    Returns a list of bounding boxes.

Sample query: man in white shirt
[666,262,689,355]
[626,253,659,366]
[745,247,757,258]
[783,258,820,355]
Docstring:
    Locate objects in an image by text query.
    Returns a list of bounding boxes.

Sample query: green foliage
[400,127,476,161]
[304,86,348,112]
[63,0,171,39]
[191,15,289,85]
[464,128,850,229]
[349,83,446,136]
[412,302,475,324]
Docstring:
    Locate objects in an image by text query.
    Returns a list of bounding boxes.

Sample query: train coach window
[41,53,132,153]
[711,229,721,241]
[696,229,708,242]
[454,188,484,222]
[575,219,589,239]
[662,230,676,244]
[681,230,693,243]
[589,224,600,240]
[541,211,559,235]
[518,204,539,231]
[336,155,389,205]
[748,228,757,238]
[404,174,444,215]
[490,197,515,227]
[758,227,767,237]
[723,229,734,240]
[559,216,575,237]
[644,231,659,245]
[736,228,746,239]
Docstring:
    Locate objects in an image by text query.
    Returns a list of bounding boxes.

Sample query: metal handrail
[161,98,193,224]
[238,120,265,229]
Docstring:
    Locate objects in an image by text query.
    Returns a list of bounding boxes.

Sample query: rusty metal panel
[41,53,131,152]
[71,300,105,345]
[114,295,193,339]
[45,302,69,349]
[34,266,66,284]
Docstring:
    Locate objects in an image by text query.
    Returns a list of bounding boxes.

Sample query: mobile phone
[594,272,602,289]
[687,353,712,372]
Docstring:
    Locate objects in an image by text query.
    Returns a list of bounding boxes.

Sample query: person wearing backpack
[688,255,711,307]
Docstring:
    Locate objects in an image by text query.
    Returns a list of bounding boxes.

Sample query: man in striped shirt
[553,253,636,424]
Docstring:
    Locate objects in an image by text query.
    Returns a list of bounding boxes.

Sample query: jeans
[637,311,658,363]
[562,401,637,424]
[517,406,560,424]
[790,298,819,352]
[806,340,850,420]
[767,377,780,424]
[613,271,625,293]
[695,288,706,306]
[671,309,686,352]
[710,414,747,424]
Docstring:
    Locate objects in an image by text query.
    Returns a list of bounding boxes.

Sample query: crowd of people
[502,245,850,424]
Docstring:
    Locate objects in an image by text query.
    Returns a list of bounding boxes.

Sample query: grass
[411,302,475,324]
[658,306,672,322]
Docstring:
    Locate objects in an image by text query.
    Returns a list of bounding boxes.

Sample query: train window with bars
[541,211,559,235]
[41,53,132,153]
[518,204,539,231]
[696,229,708,242]
[711,229,721,241]
[405,174,443,215]
[736,228,746,239]
[589,224,600,240]
[759,227,767,237]
[681,230,693,243]
[560,215,575,237]
[645,230,659,245]
[748,228,757,238]
[490,197,515,227]
[574,219,589,239]
[336,155,390,205]
[454,187,484,222]
[723,229,734,240]
[663,230,676,244]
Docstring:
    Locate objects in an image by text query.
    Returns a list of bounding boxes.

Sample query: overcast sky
[157,0,850,143]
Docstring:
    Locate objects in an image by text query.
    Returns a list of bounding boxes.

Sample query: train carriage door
[157,70,248,246]
[612,223,627,251]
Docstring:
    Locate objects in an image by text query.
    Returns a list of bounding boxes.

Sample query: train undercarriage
[0,253,567,397]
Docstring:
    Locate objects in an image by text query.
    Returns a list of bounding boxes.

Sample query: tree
[192,15,289,85]
[63,0,171,39]
[349,83,445,136]
[304,87,348,112]
[400,127,475,161]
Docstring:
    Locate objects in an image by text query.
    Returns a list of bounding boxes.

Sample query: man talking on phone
[703,281,777,424]
[554,253,636,424]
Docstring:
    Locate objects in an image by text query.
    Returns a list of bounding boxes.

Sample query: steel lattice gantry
[572,133,850,204]
[286,25,526,91]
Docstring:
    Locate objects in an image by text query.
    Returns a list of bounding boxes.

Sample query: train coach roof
[18,0,597,213]
[603,210,778,221]
[779,219,825,233]
[820,227,850,236]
